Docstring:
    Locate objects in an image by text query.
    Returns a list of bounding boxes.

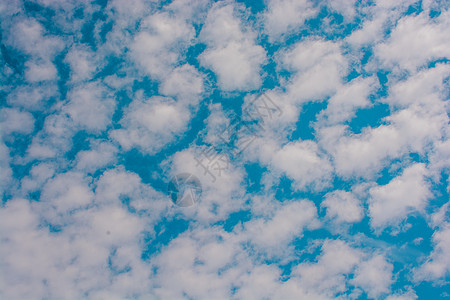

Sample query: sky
[0,0,449,299]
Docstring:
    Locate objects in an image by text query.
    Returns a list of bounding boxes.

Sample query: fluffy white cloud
[0,166,167,299]
[280,39,347,103]
[415,224,450,281]
[159,64,204,105]
[0,107,34,135]
[0,198,57,299]
[201,40,266,92]
[0,142,13,197]
[319,102,447,178]
[110,96,190,154]
[25,60,58,82]
[2,1,450,298]
[27,113,75,160]
[8,18,64,83]
[75,141,118,173]
[271,141,333,191]
[150,229,240,299]
[64,82,116,133]
[351,254,394,298]
[20,162,56,193]
[235,264,284,299]
[8,18,64,58]
[368,163,431,231]
[130,11,195,79]
[264,0,317,42]
[346,13,387,48]
[0,0,21,17]
[94,168,169,214]
[327,0,357,20]
[202,103,230,146]
[385,289,418,300]
[199,3,266,91]
[6,84,58,111]
[375,11,450,71]
[244,200,319,251]
[65,45,100,82]
[317,76,378,125]
[107,0,151,22]
[26,81,116,160]
[38,171,94,224]
[322,190,364,224]
[387,63,450,109]
[290,239,362,298]
[168,147,245,222]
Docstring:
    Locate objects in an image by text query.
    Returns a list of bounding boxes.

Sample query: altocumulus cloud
[0,0,449,299]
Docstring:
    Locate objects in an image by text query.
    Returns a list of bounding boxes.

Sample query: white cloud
[0,107,34,135]
[386,63,450,110]
[27,113,75,160]
[159,64,204,105]
[290,239,362,298]
[8,18,65,83]
[368,163,431,231]
[64,82,116,133]
[351,254,394,298]
[65,45,99,82]
[107,0,151,22]
[94,168,141,203]
[150,228,241,299]
[25,60,58,82]
[375,11,450,71]
[264,0,317,42]
[0,166,166,299]
[38,171,94,224]
[202,103,231,146]
[20,162,56,193]
[8,19,64,58]
[422,0,450,13]
[346,13,387,47]
[244,200,319,250]
[0,198,55,299]
[93,168,168,211]
[0,0,21,17]
[75,141,118,173]
[430,202,450,229]
[199,3,246,46]
[0,142,13,197]
[25,82,116,162]
[271,141,333,191]
[415,223,450,281]
[130,11,195,79]
[280,39,347,103]
[2,1,450,298]
[200,40,266,92]
[110,96,190,154]
[235,264,283,299]
[168,147,245,222]
[322,190,364,224]
[6,84,58,111]
[327,0,357,20]
[199,3,266,91]
[319,103,447,178]
[239,90,300,143]
[317,76,378,125]
[386,289,418,300]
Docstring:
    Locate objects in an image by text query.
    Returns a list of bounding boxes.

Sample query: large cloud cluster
[0,0,449,299]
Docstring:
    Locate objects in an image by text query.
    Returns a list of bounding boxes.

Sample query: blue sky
[0,0,449,299]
